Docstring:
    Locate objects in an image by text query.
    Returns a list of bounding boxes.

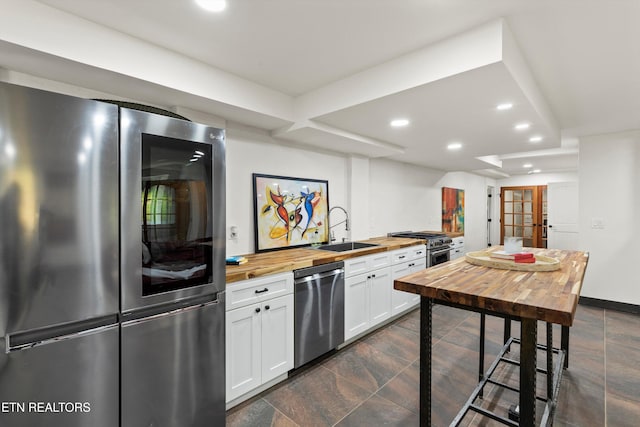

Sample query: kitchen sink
[315,242,379,252]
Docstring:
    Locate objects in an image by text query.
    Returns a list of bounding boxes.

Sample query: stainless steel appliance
[387,231,452,267]
[0,82,120,426]
[293,261,345,368]
[120,108,226,427]
[0,82,226,427]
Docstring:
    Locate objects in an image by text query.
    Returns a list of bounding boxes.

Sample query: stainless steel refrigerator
[119,107,226,427]
[0,82,226,426]
[0,82,120,426]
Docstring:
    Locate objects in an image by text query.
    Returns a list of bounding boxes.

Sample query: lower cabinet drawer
[226,272,293,311]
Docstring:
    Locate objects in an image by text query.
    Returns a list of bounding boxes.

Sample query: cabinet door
[261,294,294,384]
[344,274,369,340]
[391,262,412,315]
[226,303,262,402]
[408,259,427,307]
[369,267,392,327]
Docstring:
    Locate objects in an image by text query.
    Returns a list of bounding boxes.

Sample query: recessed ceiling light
[523,163,533,168]
[195,0,226,12]
[390,119,410,127]
[496,103,513,111]
[514,122,530,131]
[532,169,541,173]
[529,136,543,143]
[447,142,462,150]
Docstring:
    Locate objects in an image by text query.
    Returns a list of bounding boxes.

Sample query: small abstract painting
[253,173,329,252]
[442,187,464,233]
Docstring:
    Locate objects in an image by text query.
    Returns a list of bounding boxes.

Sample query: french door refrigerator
[119,107,226,427]
[0,82,120,426]
[0,82,226,426]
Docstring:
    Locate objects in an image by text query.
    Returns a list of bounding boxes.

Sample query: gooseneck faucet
[328,205,350,242]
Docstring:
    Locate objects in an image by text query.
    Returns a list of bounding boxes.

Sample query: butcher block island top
[394,247,589,326]
[226,236,424,283]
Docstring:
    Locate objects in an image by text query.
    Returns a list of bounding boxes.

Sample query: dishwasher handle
[294,269,345,287]
[293,261,344,280]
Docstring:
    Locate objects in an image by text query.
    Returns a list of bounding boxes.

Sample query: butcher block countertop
[394,247,589,326]
[226,236,425,283]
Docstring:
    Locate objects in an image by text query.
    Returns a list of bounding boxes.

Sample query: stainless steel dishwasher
[293,261,345,368]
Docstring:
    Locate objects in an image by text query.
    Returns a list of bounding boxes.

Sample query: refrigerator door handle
[6,314,119,353]
[121,293,223,326]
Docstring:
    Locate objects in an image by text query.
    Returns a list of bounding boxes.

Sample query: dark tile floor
[226,304,640,427]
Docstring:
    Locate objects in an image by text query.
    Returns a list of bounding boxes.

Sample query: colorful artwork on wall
[253,173,329,252]
[442,187,464,233]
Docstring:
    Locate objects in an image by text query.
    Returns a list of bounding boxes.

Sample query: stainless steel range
[388,231,452,267]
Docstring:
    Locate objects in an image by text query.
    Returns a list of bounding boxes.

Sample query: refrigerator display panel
[142,134,213,296]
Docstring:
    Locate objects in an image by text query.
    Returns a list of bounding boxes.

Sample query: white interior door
[547,182,579,249]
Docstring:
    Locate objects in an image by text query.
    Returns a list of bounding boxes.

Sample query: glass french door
[500,186,547,248]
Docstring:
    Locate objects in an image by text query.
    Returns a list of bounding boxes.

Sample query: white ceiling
[2,0,639,176]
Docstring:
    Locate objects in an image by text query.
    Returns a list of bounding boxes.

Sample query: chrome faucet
[328,205,350,242]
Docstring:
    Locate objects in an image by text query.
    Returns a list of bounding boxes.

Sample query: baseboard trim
[579,296,640,315]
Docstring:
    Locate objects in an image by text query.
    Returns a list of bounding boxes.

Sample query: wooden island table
[394,247,589,427]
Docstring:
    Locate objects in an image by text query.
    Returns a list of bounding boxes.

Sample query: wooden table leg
[420,297,432,427]
[520,318,537,427]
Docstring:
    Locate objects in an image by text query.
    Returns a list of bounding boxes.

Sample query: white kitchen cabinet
[368,267,393,325]
[344,251,390,276]
[344,273,369,338]
[450,236,465,260]
[226,301,261,400]
[226,272,294,403]
[391,245,426,315]
[261,294,294,384]
[391,261,412,314]
[344,252,392,341]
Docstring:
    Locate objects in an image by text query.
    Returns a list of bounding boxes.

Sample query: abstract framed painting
[442,187,464,233]
[253,173,329,252]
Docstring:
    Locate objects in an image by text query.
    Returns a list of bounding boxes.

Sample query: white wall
[347,156,370,241]
[368,160,495,252]
[368,159,444,236]
[578,131,640,305]
[225,124,348,256]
